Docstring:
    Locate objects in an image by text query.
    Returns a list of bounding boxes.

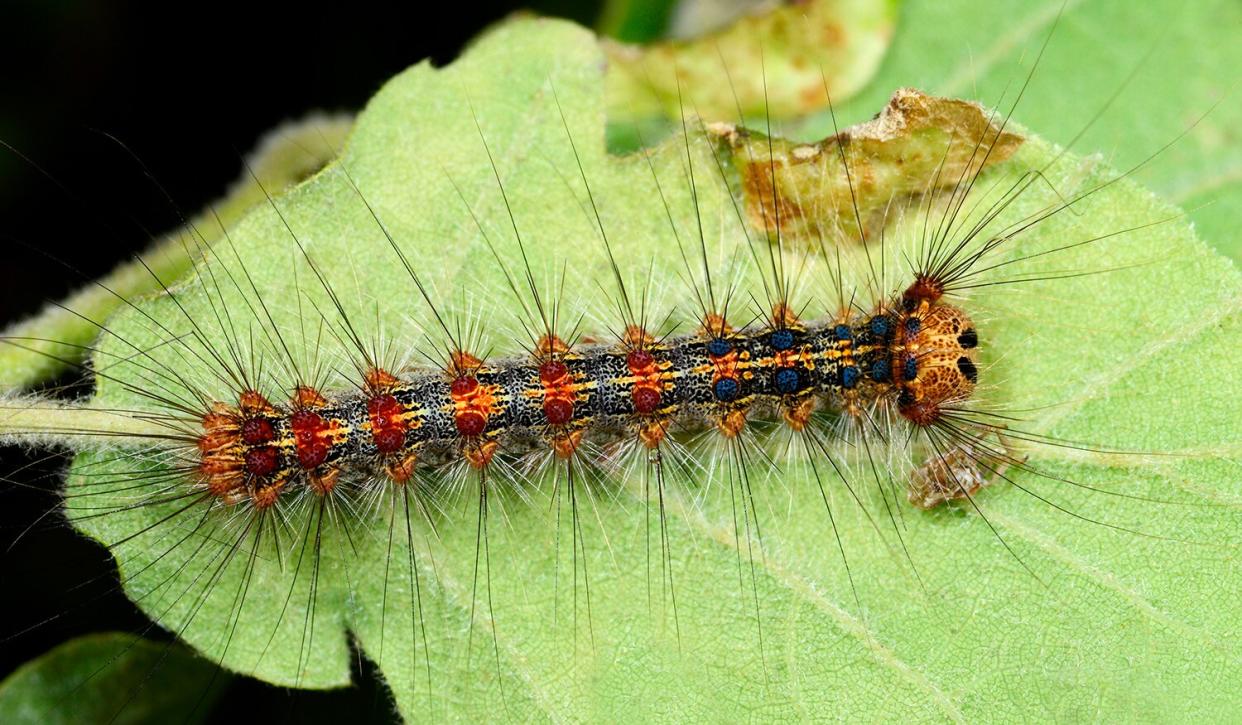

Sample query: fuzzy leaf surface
[820,0,1242,263]
[68,18,1242,722]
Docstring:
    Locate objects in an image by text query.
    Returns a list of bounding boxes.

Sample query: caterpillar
[2,5,1241,723]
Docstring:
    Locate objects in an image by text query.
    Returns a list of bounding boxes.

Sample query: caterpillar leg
[907,427,1023,509]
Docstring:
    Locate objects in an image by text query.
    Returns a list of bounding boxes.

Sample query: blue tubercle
[706,338,732,357]
[774,368,800,394]
[770,329,794,351]
[713,377,741,401]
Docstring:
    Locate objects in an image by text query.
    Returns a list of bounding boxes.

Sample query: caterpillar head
[895,301,979,426]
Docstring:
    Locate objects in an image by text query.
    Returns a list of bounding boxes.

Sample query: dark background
[0,1,607,720]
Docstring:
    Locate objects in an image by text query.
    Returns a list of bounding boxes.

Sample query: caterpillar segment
[194,290,979,508]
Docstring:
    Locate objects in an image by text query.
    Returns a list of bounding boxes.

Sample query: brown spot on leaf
[710,88,1024,247]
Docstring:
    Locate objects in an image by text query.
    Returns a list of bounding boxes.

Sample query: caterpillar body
[198,293,977,510]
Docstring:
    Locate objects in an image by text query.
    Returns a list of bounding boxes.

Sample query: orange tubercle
[771,302,800,328]
[783,397,816,432]
[293,385,329,410]
[717,409,748,439]
[450,349,483,376]
[238,389,275,415]
[464,440,499,469]
[309,466,341,496]
[365,366,400,392]
[385,453,420,483]
[536,334,570,357]
[552,430,584,459]
[638,420,666,449]
[622,325,654,349]
[700,313,734,338]
[250,478,287,509]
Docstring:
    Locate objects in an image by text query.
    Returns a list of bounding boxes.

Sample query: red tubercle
[290,410,330,469]
[298,445,329,470]
[367,393,408,454]
[450,372,498,438]
[290,410,324,434]
[240,418,275,445]
[373,429,406,453]
[538,359,576,426]
[626,348,664,415]
[539,360,569,385]
[367,394,403,424]
[244,447,280,477]
[632,387,662,415]
[543,397,575,426]
[450,376,479,397]
[455,411,487,438]
[626,349,654,372]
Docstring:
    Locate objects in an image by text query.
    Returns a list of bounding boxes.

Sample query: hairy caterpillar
[2,5,1241,723]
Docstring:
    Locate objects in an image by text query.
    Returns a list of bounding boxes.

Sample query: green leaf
[0,633,227,724]
[603,0,898,126]
[596,0,677,42]
[60,15,1242,723]
[815,0,1242,264]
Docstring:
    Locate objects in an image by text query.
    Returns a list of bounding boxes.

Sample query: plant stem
[0,399,180,449]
